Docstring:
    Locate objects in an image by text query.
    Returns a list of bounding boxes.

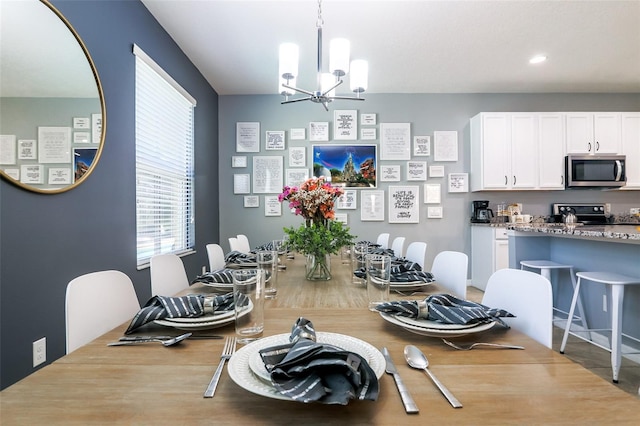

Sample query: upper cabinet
[621,113,640,189]
[566,112,621,154]
[538,113,566,189]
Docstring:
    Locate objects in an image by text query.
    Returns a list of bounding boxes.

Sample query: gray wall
[218,93,640,269]
[0,0,219,390]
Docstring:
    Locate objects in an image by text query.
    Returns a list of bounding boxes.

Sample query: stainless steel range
[551,203,611,225]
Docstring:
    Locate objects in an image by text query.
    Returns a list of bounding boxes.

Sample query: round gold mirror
[0,0,105,194]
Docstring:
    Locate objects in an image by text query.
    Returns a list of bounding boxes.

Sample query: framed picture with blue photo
[312,144,377,188]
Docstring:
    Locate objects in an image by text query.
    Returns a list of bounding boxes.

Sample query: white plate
[390,280,433,290]
[228,332,386,401]
[154,303,251,331]
[380,312,497,338]
[393,315,478,330]
[201,281,233,291]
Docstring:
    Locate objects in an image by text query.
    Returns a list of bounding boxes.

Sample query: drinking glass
[232,269,265,343]
[340,244,352,265]
[352,242,369,285]
[366,254,391,311]
[272,239,286,270]
[257,250,278,299]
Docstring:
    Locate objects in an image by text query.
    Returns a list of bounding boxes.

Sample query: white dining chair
[236,234,252,253]
[228,237,240,252]
[376,233,390,249]
[150,253,190,296]
[391,237,405,258]
[405,241,427,269]
[430,250,469,299]
[482,268,553,348]
[206,243,225,271]
[65,270,140,354]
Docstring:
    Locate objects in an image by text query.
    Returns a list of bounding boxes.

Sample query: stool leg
[610,284,624,383]
[569,268,590,340]
[560,277,582,354]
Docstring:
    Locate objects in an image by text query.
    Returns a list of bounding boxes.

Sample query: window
[134,45,196,268]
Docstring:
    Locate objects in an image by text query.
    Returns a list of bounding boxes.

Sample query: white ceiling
[140,0,640,97]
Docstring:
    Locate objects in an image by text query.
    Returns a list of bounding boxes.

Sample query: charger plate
[380,312,497,338]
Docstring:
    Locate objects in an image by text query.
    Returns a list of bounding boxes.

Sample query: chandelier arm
[326,96,365,101]
[282,83,316,97]
[321,79,343,97]
[281,97,314,105]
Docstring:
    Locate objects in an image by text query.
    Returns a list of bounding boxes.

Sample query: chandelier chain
[316,0,323,28]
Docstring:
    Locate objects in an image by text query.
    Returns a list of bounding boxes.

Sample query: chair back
[431,251,468,299]
[482,268,553,348]
[228,237,240,252]
[150,254,190,297]
[405,241,427,268]
[206,243,225,271]
[65,270,140,354]
[236,234,251,253]
[376,233,390,249]
[391,237,405,258]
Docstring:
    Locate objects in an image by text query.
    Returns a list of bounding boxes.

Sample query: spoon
[108,332,192,347]
[404,345,463,408]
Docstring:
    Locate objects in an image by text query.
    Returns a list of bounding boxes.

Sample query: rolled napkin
[191,268,235,284]
[375,293,514,326]
[224,251,257,267]
[125,292,245,334]
[259,317,379,405]
[354,258,434,283]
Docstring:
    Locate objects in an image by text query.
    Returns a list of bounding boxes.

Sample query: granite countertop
[503,223,640,241]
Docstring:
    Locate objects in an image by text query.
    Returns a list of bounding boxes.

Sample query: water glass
[257,250,278,299]
[232,269,265,343]
[351,242,369,285]
[340,244,352,264]
[366,254,391,311]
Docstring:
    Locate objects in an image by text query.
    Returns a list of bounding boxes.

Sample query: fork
[442,338,524,351]
[203,336,237,398]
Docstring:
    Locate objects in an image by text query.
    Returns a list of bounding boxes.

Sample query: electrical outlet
[602,295,608,312]
[33,337,46,367]
[630,208,640,215]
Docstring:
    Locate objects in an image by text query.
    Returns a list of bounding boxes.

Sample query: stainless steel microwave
[565,155,626,188]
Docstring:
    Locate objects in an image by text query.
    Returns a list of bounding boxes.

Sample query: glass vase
[305,253,332,281]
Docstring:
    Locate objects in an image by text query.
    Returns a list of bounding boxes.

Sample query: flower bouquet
[279,177,355,280]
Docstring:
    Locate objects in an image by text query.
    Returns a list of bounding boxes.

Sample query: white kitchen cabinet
[566,112,621,154]
[470,113,537,191]
[537,113,566,189]
[471,226,509,290]
[621,112,640,189]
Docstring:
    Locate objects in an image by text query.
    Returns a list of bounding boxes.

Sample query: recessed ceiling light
[529,55,547,64]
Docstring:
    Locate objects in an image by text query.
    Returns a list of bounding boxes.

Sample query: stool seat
[576,271,640,286]
[520,260,573,270]
[560,270,640,384]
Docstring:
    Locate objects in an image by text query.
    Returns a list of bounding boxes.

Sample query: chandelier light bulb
[329,38,350,77]
[279,43,299,79]
[350,59,368,93]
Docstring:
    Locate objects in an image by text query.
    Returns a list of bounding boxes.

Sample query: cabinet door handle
[504,175,508,185]
[513,175,516,185]
[596,141,600,151]
[588,142,592,152]
[561,175,564,185]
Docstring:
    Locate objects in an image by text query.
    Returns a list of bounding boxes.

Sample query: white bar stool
[560,271,640,383]
[520,260,588,332]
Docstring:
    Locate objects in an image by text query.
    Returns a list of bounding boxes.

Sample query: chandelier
[278,0,368,111]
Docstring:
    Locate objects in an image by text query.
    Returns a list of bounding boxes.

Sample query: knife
[119,335,223,341]
[382,347,419,414]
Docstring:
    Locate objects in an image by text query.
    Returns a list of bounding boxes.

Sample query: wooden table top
[2,255,638,424]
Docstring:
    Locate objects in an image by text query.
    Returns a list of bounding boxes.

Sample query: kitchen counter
[504,223,640,242]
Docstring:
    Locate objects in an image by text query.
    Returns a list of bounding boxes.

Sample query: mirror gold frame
[0,0,105,194]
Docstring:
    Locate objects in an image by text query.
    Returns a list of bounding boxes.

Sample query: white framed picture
[360,190,384,221]
[309,122,329,141]
[265,130,285,150]
[429,165,445,178]
[232,156,247,168]
[360,128,377,140]
[424,183,441,204]
[413,135,430,156]
[337,189,357,210]
[434,130,458,161]
[73,117,90,129]
[48,167,72,185]
[333,110,357,140]
[334,213,348,224]
[290,128,306,140]
[253,156,283,193]
[233,174,251,194]
[380,165,401,182]
[236,122,260,152]
[264,195,282,216]
[285,168,309,187]
[361,113,377,125]
[448,172,469,193]
[288,146,306,167]
[380,122,411,160]
[244,195,259,208]
[406,161,427,181]
[17,139,37,160]
[389,185,419,223]
[427,206,443,218]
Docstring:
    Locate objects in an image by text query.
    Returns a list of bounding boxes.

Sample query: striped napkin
[191,269,235,285]
[224,251,257,268]
[259,317,379,405]
[354,258,434,283]
[375,293,514,326]
[124,292,244,334]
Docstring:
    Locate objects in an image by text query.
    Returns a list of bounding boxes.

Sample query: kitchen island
[506,222,640,370]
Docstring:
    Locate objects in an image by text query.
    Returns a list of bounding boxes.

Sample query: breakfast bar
[2,256,638,424]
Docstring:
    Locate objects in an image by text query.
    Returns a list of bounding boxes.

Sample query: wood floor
[466,286,640,398]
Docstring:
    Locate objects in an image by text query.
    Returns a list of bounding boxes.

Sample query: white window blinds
[134,44,196,268]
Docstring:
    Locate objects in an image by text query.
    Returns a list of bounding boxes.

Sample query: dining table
[1,253,638,425]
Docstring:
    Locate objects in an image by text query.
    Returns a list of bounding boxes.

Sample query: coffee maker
[471,200,494,223]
